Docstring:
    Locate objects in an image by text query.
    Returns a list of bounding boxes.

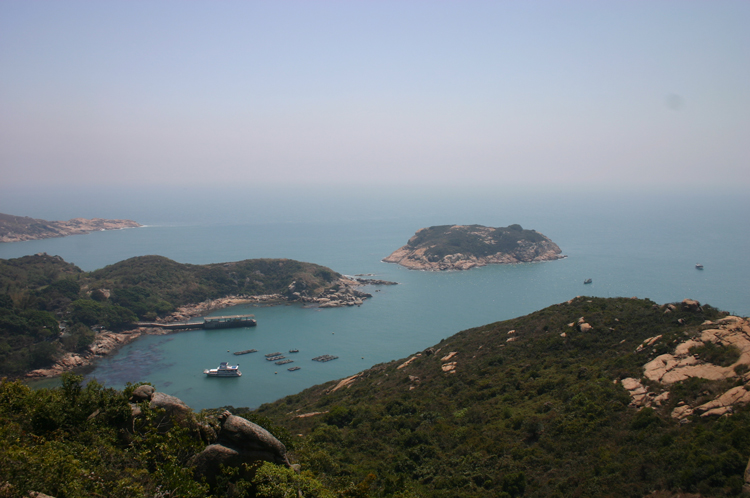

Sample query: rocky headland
[383,224,564,271]
[0,212,141,243]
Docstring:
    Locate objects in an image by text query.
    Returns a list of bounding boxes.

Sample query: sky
[1,1,749,189]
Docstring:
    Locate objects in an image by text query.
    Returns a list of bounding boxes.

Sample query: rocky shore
[384,224,564,271]
[25,277,397,379]
[0,212,141,243]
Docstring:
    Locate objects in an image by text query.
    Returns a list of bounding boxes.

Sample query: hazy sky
[1,1,748,189]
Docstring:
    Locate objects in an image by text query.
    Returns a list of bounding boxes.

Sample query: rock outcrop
[190,410,290,485]
[618,305,750,422]
[128,388,290,485]
[0,212,141,243]
[384,224,564,271]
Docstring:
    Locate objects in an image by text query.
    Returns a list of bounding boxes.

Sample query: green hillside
[255,297,750,497]
[2,296,749,497]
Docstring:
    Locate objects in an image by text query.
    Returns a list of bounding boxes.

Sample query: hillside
[256,297,750,497]
[3,297,750,497]
[0,254,372,378]
[383,224,563,270]
[0,212,141,243]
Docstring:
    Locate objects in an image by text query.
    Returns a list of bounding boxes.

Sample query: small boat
[584,278,592,284]
[312,354,339,362]
[265,352,282,357]
[275,359,293,365]
[233,349,257,355]
[695,264,704,270]
[289,349,299,353]
[204,362,241,377]
[266,355,285,361]
[288,366,301,372]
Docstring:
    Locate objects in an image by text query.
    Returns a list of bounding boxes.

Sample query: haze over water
[2,186,747,410]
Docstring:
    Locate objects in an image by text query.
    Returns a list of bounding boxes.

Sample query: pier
[137,314,257,331]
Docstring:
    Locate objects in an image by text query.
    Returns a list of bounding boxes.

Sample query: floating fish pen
[288,366,301,372]
[265,352,282,357]
[266,355,285,361]
[275,359,293,365]
[233,349,257,355]
[203,314,257,329]
[312,354,339,362]
[289,349,299,353]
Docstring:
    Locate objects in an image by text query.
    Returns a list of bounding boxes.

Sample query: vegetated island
[0,212,141,243]
[0,253,395,379]
[3,297,750,497]
[383,223,564,271]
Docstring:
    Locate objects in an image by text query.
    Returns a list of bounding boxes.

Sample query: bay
[2,186,748,409]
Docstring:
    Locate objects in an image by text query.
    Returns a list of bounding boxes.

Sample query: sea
[1,185,748,410]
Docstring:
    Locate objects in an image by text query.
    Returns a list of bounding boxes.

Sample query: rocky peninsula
[0,212,141,243]
[384,224,564,271]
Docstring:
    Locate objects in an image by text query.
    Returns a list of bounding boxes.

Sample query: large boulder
[190,410,291,484]
[682,298,701,312]
[129,386,216,441]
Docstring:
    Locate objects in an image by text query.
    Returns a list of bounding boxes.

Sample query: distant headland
[383,224,564,271]
[0,212,141,243]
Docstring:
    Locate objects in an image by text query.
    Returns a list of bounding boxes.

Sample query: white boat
[696,263,704,269]
[204,362,241,377]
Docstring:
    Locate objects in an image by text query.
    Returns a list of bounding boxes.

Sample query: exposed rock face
[619,310,750,422]
[643,315,750,386]
[0,212,141,243]
[383,224,564,271]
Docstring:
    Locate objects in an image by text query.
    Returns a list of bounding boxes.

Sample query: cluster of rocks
[289,277,374,308]
[565,317,593,334]
[25,328,152,379]
[129,386,291,485]
[617,302,750,422]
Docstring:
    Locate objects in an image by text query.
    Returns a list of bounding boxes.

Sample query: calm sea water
[2,186,748,409]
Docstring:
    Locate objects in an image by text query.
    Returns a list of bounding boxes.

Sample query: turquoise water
[2,187,748,409]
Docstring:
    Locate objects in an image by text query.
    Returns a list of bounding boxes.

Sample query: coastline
[0,214,142,243]
[383,249,565,271]
[22,277,395,380]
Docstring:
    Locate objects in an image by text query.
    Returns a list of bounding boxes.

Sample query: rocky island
[383,223,564,271]
[0,212,141,243]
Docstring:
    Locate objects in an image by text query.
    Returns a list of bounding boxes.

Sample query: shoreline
[382,253,566,271]
[22,277,396,380]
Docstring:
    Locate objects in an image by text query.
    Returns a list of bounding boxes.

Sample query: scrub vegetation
[256,297,750,497]
[407,224,546,260]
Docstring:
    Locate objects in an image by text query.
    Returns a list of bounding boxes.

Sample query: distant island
[384,224,564,271]
[0,212,141,243]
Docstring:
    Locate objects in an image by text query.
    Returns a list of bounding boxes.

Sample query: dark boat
[696,263,704,269]
[312,354,339,362]
[203,314,257,329]
[584,278,592,284]
[233,349,257,355]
